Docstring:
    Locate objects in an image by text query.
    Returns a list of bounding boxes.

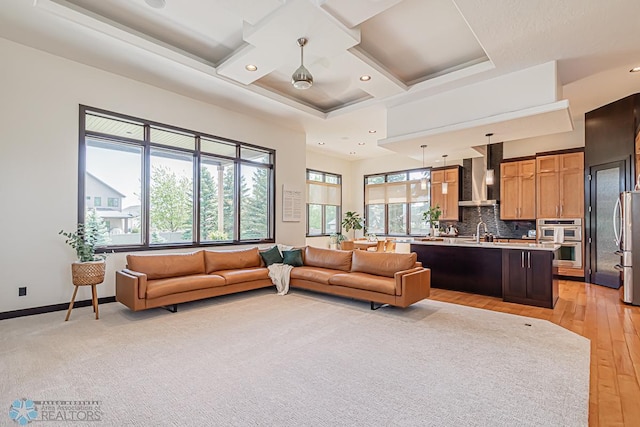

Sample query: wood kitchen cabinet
[502,249,558,308]
[500,159,536,220]
[431,166,459,221]
[536,152,584,218]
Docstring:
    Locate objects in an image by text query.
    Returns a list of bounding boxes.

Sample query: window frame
[78,105,276,252]
[305,169,342,237]
[363,167,431,237]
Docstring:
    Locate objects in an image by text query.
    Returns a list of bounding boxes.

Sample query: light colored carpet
[1,289,589,426]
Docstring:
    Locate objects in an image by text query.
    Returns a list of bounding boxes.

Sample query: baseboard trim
[0,297,117,321]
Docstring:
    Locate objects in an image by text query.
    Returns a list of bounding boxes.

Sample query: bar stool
[384,239,396,253]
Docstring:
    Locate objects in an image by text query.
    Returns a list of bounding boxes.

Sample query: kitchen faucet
[476,221,488,243]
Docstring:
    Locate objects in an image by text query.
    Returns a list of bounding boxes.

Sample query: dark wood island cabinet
[502,248,559,308]
[411,241,559,308]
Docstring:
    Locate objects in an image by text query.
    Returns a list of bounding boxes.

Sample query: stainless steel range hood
[458,146,498,207]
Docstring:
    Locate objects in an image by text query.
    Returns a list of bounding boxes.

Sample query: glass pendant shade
[441,182,448,194]
[485,169,495,186]
[420,178,427,190]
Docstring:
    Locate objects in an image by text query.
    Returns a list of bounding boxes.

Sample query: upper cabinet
[431,166,460,221]
[500,159,536,220]
[536,152,584,218]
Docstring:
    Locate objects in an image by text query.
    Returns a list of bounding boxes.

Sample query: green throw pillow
[282,249,303,267]
[260,246,283,266]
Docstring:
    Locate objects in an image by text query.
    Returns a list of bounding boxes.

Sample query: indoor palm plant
[60,223,106,286]
[341,211,364,241]
[422,205,442,236]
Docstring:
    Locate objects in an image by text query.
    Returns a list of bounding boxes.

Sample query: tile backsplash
[440,205,536,239]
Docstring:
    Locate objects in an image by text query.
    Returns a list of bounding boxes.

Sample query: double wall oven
[537,218,583,269]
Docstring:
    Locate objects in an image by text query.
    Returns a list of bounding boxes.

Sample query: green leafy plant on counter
[422,205,442,232]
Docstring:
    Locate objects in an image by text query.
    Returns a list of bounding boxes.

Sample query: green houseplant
[341,211,364,241]
[60,223,106,286]
[422,205,442,236]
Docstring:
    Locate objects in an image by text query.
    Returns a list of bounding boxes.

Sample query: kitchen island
[411,239,560,308]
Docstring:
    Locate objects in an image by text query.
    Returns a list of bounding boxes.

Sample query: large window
[306,170,341,236]
[364,169,430,236]
[79,106,275,250]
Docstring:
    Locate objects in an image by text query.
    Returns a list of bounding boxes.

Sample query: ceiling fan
[292,37,313,90]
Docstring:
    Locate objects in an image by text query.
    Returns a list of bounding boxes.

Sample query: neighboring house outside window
[364,168,430,236]
[306,170,341,236]
[79,106,275,250]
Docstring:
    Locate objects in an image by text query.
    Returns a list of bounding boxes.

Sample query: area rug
[0,289,589,426]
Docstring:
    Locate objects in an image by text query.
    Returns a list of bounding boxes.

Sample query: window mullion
[234,159,241,242]
[143,124,151,247]
[193,147,200,244]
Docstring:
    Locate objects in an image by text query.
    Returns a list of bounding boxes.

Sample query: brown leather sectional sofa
[115,246,430,312]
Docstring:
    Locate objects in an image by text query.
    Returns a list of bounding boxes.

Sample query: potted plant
[422,205,442,237]
[341,211,364,241]
[60,223,107,286]
[329,233,347,250]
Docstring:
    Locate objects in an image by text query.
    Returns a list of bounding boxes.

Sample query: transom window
[364,168,430,236]
[306,170,342,236]
[79,106,275,251]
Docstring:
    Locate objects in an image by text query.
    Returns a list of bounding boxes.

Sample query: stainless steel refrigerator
[614,191,640,305]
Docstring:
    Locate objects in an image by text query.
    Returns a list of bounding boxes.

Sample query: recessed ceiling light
[359,75,371,82]
[630,66,640,73]
[368,130,376,134]
[145,0,166,9]
[358,142,365,146]
[245,64,258,72]
[317,142,325,145]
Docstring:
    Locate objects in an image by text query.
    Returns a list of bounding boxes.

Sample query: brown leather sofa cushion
[291,266,347,285]
[204,248,262,273]
[351,250,417,278]
[304,246,352,272]
[146,274,226,299]
[127,251,205,280]
[329,272,396,295]
[215,268,269,285]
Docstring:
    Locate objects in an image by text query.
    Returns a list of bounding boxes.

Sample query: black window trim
[78,105,276,253]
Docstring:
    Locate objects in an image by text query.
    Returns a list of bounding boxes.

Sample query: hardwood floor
[428,280,640,427]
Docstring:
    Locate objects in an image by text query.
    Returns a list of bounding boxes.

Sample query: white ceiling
[1,0,640,164]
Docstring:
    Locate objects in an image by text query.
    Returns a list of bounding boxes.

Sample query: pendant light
[441,154,448,195]
[485,133,495,186]
[292,38,313,90]
[420,145,427,190]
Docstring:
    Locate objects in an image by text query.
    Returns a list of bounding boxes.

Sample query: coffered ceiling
[36,0,490,114]
[2,0,640,163]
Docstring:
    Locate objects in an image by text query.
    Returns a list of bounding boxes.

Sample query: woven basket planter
[71,261,106,286]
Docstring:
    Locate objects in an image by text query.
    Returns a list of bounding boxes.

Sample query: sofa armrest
[395,267,430,296]
[394,267,423,295]
[116,269,147,311]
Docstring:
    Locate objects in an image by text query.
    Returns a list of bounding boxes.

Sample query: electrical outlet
[18,287,27,296]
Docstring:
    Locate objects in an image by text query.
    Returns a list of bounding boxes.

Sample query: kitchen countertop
[410,238,559,251]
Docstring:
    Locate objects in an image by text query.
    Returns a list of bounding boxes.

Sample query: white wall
[304,148,352,248]
[0,38,306,313]
[503,118,585,159]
